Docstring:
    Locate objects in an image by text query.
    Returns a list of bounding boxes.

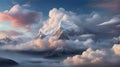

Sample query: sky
[0,0,118,15]
[0,0,120,40]
[0,0,120,38]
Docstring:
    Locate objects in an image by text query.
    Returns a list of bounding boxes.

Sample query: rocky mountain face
[36,25,80,40]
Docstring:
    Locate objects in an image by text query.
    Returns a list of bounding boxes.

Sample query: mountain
[0,57,18,66]
[36,25,80,40]
[0,36,31,45]
[0,36,17,45]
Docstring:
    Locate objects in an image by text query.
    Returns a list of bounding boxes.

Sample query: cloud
[0,30,32,45]
[37,8,80,39]
[96,0,120,13]
[63,44,120,67]
[85,12,101,22]
[0,32,101,51]
[22,4,30,7]
[0,30,25,40]
[0,30,23,36]
[98,15,120,26]
[0,4,41,28]
[0,5,119,67]
[37,8,114,39]
[112,44,120,56]
[0,41,36,51]
[0,8,116,51]
[11,0,17,4]
[0,8,118,52]
[0,9,120,67]
[97,15,120,36]
[0,37,81,51]
[0,8,96,51]
[0,35,114,52]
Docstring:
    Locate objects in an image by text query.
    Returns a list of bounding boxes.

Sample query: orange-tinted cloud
[0,4,41,28]
[63,44,120,66]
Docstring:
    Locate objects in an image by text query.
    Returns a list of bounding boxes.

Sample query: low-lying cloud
[63,44,120,67]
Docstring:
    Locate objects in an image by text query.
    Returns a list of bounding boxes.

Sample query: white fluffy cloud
[63,44,120,66]
[0,8,117,52]
[0,8,120,67]
[38,8,80,39]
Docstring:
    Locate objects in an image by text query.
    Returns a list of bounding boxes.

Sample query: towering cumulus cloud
[33,8,81,51]
[37,8,79,39]
[0,4,41,28]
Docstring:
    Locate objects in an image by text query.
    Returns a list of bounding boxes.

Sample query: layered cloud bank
[63,44,120,67]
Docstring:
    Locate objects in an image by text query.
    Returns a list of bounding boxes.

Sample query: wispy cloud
[96,0,120,13]
[98,15,120,26]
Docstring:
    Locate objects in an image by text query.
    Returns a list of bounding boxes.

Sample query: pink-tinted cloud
[116,24,120,28]
[63,44,120,66]
[0,4,41,28]
[96,0,120,12]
